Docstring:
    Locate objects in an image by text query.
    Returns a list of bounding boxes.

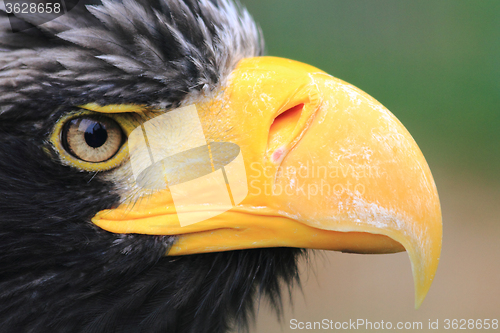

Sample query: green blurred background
[237,0,500,332]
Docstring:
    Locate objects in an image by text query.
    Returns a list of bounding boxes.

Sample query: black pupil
[84,121,108,148]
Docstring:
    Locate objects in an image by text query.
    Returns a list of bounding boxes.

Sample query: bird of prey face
[0,0,442,332]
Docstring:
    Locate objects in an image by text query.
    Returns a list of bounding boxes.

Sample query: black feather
[0,1,303,332]
[0,0,263,120]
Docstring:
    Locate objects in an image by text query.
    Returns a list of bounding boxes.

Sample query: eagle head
[0,1,442,332]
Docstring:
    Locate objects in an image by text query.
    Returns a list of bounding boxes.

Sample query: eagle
[0,0,442,332]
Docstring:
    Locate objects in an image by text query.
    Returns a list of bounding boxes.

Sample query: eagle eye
[62,116,124,163]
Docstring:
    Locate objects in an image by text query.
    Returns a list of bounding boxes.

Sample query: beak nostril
[267,104,304,159]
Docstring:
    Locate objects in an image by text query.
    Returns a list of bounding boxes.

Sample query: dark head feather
[0,0,263,119]
[0,1,304,332]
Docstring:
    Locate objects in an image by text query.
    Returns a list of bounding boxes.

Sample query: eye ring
[50,110,129,172]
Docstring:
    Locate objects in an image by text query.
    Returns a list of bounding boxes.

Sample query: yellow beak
[92,56,442,308]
